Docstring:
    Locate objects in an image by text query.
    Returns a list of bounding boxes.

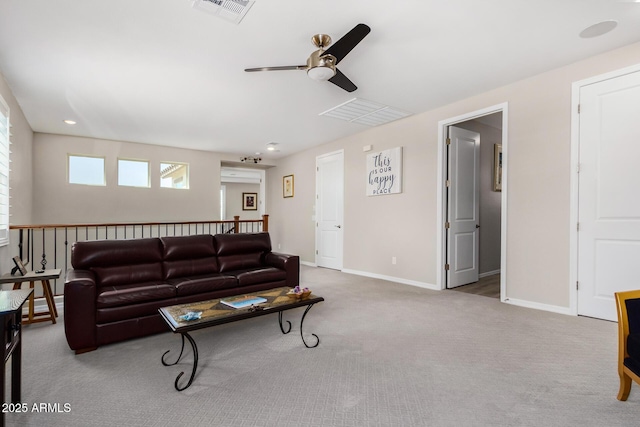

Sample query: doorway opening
[315,150,344,270]
[220,167,266,225]
[436,103,508,301]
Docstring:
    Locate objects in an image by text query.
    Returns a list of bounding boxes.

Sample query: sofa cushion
[161,235,219,279]
[217,253,263,272]
[215,233,272,273]
[97,282,176,308]
[72,238,163,270]
[235,267,287,287]
[215,232,272,255]
[162,234,216,259]
[93,263,163,288]
[168,274,238,297]
[163,258,219,280]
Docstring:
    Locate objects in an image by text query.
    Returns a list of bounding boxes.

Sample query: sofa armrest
[64,269,98,353]
[265,252,300,288]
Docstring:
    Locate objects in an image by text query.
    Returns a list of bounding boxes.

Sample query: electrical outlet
[392,256,397,265]
[278,243,281,250]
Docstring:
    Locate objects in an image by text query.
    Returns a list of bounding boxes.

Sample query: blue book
[220,295,267,309]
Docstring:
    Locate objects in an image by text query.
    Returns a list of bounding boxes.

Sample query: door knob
[335,225,342,228]
[476,224,480,228]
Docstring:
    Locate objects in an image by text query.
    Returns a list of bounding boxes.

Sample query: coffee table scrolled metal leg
[300,303,320,348]
[278,311,292,334]
[162,333,199,391]
[161,334,185,366]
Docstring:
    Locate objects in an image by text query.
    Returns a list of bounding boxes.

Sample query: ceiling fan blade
[329,69,357,92]
[244,65,307,72]
[323,23,371,65]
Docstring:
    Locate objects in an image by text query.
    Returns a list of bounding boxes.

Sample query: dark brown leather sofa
[64,232,299,354]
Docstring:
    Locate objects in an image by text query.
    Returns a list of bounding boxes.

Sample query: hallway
[450,274,500,299]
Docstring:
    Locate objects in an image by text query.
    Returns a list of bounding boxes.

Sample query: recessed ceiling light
[63,119,77,125]
[579,20,618,38]
[266,143,279,151]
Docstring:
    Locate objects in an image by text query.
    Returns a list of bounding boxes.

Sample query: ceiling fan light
[307,66,336,81]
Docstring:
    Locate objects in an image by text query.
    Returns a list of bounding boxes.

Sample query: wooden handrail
[10,214,269,232]
[8,214,270,296]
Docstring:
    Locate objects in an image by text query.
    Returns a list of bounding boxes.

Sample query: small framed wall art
[283,174,294,198]
[12,256,27,276]
[493,144,502,192]
[242,192,258,210]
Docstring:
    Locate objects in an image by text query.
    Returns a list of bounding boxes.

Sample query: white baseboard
[341,268,439,291]
[24,295,64,316]
[39,268,572,319]
[336,266,575,317]
[502,297,573,316]
[479,269,501,278]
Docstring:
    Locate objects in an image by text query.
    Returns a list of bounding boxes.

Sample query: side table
[0,289,33,427]
[0,269,61,325]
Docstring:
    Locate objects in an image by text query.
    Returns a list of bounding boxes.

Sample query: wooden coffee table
[158,286,324,391]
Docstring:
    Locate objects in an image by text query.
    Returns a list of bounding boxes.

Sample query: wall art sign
[366,147,403,196]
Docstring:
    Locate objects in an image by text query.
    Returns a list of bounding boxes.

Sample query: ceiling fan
[244,23,371,92]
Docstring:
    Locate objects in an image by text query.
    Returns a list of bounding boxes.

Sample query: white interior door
[447,126,480,288]
[577,69,640,321]
[316,151,344,270]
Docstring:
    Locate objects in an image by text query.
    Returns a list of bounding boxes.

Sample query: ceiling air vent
[191,0,255,24]
[319,98,412,127]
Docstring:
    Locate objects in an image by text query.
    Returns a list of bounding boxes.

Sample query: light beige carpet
[7,266,638,426]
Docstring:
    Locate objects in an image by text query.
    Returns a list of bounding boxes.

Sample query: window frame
[67,154,106,186]
[160,161,189,190]
[117,158,150,188]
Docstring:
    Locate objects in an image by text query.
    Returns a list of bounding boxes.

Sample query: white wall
[0,71,33,275]
[267,41,640,312]
[31,133,222,224]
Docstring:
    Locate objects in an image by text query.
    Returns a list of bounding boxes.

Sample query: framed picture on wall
[242,192,258,210]
[493,144,502,192]
[283,175,294,198]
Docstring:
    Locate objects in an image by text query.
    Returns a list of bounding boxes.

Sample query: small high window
[118,159,150,188]
[68,155,105,186]
[160,162,189,189]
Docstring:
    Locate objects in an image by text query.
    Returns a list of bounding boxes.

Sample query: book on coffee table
[220,295,267,309]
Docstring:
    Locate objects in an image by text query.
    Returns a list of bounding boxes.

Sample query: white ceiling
[1,1,639,159]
